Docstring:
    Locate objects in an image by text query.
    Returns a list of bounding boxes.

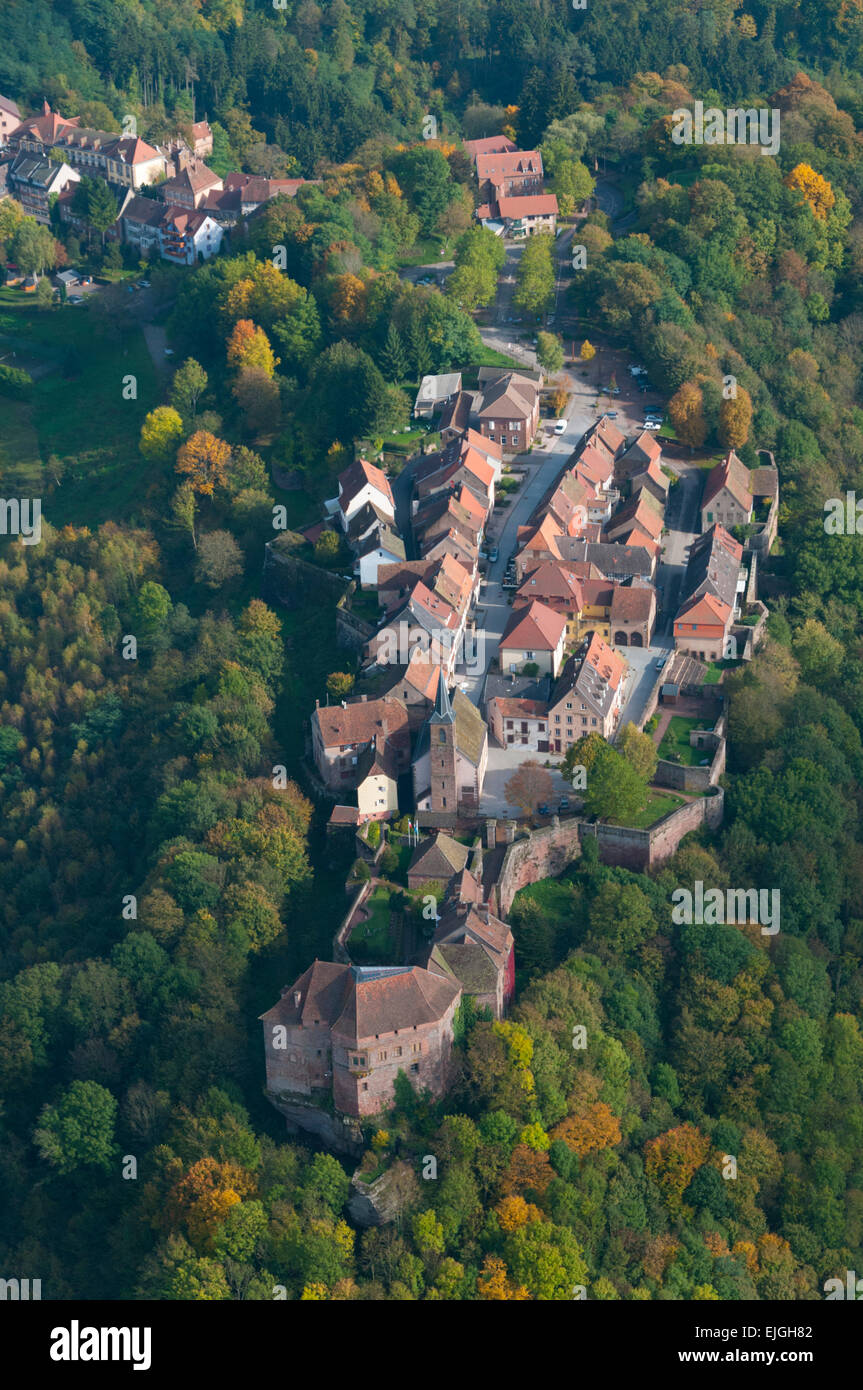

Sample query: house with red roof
[487,696,550,752]
[311,694,411,791]
[500,599,568,677]
[333,458,395,531]
[701,450,753,531]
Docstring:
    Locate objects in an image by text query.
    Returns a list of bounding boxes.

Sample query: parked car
[655,654,668,669]
[554,418,567,434]
[487,545,499,561]
[68,295,84,305]
[558,796,570,811]
[537,803,551,816]
[642,420,661,430]
[605,410,619,419]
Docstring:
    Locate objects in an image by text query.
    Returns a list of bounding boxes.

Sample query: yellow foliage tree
[718,385,753,449]
[580,339,596,361]
[550,1102,622,1156]
[495,1195,542,1231]
[226,318,278,376]
[176,430,232,496]
[668,380,708,449]
[476,1254,530,1300]
[330,272,368,323]
[785,163,836,221]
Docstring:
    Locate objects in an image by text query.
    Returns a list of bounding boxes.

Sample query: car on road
[68,294,84,305]
[554,418,567,434]
[655,654,668,670]
[487,544,499,561]
[537,803,551,816]
[605,410,619,419]
[558,796,570,811]
[642,420,661,430]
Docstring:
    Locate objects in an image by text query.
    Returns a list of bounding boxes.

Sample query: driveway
[481,743,574,817]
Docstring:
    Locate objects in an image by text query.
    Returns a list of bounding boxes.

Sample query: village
[258,135,781,1151]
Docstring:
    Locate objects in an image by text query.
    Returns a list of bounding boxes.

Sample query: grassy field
[612,790,685,828]
[349,885,395,961]
[0,289,159,526]
[658,715,710,766]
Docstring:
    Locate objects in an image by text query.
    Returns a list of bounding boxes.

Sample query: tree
[34,1080,118,1174]
[170,359,208,420]
[227,319,277,376]
[785,164,835,221]
[327,672,355,699]
[140,406,185,464]
[718,387,753,449]
[12,219,58,277]
[232,366,281,436]
[514,233,555,317]
[195,531,243,588]
[536,331,564,375]
[618,722,658,782]
[71,175,118,248]
[34,276,54,310]
[176,431,231,496]
[645,1123,711,1214]
[379,322,408,382]
[583,742,648,823]
[580,340,596,362]
[668,380,708,449]
[171,484,197,551]
[314,530,342,565]
[505,760,555,819]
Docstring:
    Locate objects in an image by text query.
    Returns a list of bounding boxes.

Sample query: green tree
[170,358,209,421]
[34,1080,119,1173]
[514,233,555,317]
[584,742,648,823]
[536,331,564,375]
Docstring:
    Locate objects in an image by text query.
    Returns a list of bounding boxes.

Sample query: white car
[554,419,567,434]
[642,420,661,430]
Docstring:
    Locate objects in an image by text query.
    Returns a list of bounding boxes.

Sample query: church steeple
[431,667,455,725]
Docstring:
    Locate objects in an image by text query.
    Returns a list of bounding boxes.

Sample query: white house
[332,458,396,531]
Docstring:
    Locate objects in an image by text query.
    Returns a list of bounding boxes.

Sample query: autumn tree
[505,760,555,819]
[140,406,184,464]
[668,380,708,449]
[176,431,231,496]
[580,339,596,362]
[718,385,753,449]
[227,319,278,376]
[644,1123,711,1214]
[551,1103,622,1156]
[785,164,835,221]
[327,671,355,699]
[232,365,281,436]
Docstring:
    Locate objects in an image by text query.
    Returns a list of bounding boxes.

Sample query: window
[506,720,513,730]
[591,718,597,726]
[394,1046,403,1057]
[555,714,561,723]
[566,702,572,709]
[525,650,534,659]
[412,1042,422,1054]
[362,1082,368,1092]
[378,1051,387,1062]
[410,1063,419,1074]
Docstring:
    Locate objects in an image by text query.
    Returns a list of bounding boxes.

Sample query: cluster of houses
[673,450,777,662]
[0,97,313,267]
[465,134,559,238]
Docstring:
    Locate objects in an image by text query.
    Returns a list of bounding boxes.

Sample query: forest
[2,0,863,1302]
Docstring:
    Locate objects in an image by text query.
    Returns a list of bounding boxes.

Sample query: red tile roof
[501,599,566,652]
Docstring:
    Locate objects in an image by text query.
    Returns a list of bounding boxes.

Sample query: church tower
[429,670,458,812]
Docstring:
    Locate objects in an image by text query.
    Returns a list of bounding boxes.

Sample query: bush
[353,859,371,882]
[379,845,400,876]
[365,820,381,848]
[0,363,34,399]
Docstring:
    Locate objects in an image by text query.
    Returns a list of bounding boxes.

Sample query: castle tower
[429,669,457,812]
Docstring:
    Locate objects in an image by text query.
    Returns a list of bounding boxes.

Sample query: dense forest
[2,0,863,1301]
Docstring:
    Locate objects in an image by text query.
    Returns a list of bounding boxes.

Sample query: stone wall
[494,817,583,917]
[265,1090,364,1156]
[492,789,726,909]
[335,596,376,653]
[263,538,347,609]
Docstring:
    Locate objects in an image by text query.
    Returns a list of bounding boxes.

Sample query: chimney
[293,990,302,1008]
[361,694,367,702]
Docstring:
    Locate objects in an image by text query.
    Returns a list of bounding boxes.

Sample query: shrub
[365,820,381,848]
[353,859,371,882]
[0,363,34,399]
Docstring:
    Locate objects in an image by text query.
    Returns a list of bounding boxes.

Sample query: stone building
[261,962,461,1119]
[412,673,488,813]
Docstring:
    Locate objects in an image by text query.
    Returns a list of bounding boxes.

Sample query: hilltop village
[262,370,778,1149]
